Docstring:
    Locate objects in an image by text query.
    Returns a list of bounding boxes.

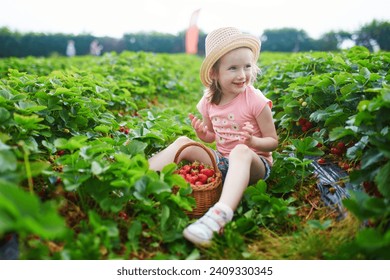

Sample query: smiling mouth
[234,81,246,87]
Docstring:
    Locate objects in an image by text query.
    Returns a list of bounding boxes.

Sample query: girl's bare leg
[148,136,216,171]
[218,144,266,210]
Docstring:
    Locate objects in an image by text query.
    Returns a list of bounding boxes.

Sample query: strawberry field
[0,47,389,260]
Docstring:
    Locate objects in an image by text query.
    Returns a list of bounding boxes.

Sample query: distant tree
[318,31,353,51]
[123,32,185,53]
[98,36,126,53]
[1,21,389,57]
[355,20,390,51]
[261,28,313,52]
[197,30,207,56]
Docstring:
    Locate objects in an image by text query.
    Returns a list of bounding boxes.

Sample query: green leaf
[375,161,390,198]
[110,179,131,188]
[346,136,369,159]
[133,176,150,202]
[382,85,390,103]
[127,220,142,251]
[91,161,108,175]
[120,140,147,156]
[161,163,177,175]
[0,150,17,173]
[54,136,88,151]
[244,180,270,205]
[0,180,66,238]
[291,137,324,158]
[356,228,389,249]
[160,204,170,230]
[13,113,47,131]
[307,219,332,230]
[234,217,257,234]
[270,175,298,194]
[245,180,267,196]
[332,55,346,66]
[148,180,171,195]
[329,126,357,141]
[88,211,118,237]
[186,249,201,260]
[54,87,74,96]
[23,161,50,178]
[16,100,47,113]
[342,190,384,220]
[93,125,111,134]
[170,194,194,211]
[340,83,357,95]
[0,107,11,123]
[0,87,14,100]
[361,149,384,169]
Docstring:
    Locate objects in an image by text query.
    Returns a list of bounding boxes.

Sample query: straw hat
[200,27,261,87]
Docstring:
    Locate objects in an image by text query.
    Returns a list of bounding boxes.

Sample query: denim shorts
[211,150,271,183]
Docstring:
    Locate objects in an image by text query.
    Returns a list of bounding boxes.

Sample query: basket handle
[173,142,219,172]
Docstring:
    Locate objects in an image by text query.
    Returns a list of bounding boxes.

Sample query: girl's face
[213,47,254,98]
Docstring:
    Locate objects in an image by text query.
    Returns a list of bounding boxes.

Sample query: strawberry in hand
[189,113,208,137]
[240,122,254,146]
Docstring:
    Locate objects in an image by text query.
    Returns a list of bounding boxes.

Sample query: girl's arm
[241,106,278,151]
[189,113,215,143]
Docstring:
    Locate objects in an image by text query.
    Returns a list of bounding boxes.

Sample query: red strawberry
[207,177,215,183]
[189,175,198,184]
[298,118,307,126]
[317,158,326,165]
[200,168,214,177]
[178,169,185,175]
[331,147,342,156]
[337,142,346,150]
[118,211,128,220]
[182,165,191,173]
[197,174,208,184]
[185,174,192,182]
[342,163,350,170]
[200,168,214,178]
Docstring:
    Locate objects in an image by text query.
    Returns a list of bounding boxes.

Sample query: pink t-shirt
[197,85,273,165]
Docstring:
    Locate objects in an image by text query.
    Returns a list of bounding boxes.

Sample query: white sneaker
[183,203,233,246]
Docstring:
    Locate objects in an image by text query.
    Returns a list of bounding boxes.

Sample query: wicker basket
[174,142,223,218]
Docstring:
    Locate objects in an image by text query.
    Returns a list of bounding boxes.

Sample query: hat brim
[200,34,261,87]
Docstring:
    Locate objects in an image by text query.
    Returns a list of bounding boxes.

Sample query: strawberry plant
[258,47,390,259]
[1,48,389,260]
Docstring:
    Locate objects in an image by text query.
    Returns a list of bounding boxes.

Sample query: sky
[1,0,389,39]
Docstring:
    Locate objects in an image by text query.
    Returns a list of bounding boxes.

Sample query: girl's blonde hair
[205,48,260,105]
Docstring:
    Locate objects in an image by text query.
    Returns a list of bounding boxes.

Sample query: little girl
[148,27,278,246]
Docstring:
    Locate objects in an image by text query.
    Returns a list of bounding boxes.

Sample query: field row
[0,48,389,259]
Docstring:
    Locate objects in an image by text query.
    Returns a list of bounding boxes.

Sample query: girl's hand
[240,122,254,146]
[189,113,208,136]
